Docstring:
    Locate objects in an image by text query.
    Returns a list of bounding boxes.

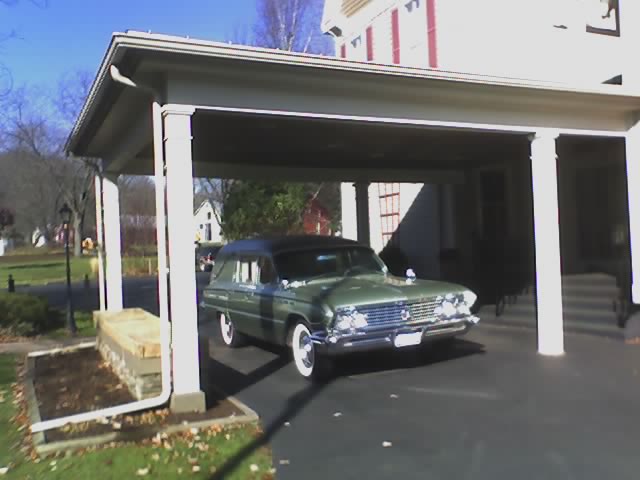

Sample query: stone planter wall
[94,308,163,400]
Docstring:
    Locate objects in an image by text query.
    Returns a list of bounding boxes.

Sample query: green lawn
[43,311,97,339]
[0,255,161,287]
[0,255,94,287]
[0,355,273,479]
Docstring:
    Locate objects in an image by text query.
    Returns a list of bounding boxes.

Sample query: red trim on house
[426,0,438,68]
[391,8,400,64]
[340,44,347,58]
[366,26,374,61]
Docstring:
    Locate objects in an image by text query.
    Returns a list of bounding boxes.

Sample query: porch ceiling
[126,110,529,181]
[66,31,640,177]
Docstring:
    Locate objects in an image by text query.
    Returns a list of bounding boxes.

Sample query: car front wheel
[291,322,332,381]
[219,313,245,347]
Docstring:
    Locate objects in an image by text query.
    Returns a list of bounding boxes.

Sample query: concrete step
[561,273,618,288]
[559,283,620,297]
[487,302,618,324]
[513,294,616,312]
[477,307,622,337]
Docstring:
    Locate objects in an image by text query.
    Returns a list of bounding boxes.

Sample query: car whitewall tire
[292,323,315,378]
[220,313,245,347]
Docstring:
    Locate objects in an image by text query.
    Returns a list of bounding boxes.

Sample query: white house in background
[31,228,48,248]
[194,200,223,244]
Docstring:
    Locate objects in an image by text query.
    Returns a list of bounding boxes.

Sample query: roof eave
[67,31,640,156]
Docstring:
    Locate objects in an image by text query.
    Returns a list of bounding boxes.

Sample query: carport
[66,31,640,413]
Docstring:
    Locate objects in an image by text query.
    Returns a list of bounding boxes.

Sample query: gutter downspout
[30,66,172,433]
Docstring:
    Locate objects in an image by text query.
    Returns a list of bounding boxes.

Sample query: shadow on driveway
[199,328,486,479]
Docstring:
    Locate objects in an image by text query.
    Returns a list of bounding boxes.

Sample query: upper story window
[586,0,619,36]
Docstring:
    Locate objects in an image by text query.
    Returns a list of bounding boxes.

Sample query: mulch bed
[32,348,243,443]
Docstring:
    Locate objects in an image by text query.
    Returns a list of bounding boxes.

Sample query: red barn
[303,198,333,236]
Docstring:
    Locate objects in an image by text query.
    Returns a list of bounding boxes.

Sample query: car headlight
[435,291,476,319]
[334,307,368,332]
[462,290,477,307]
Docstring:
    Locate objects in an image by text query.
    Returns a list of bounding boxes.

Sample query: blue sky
[1,0,258,88]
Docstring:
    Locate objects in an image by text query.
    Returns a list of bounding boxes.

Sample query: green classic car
[201,236,479,380]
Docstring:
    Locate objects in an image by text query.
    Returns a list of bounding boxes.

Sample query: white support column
[94,174,106,312]
[530,130,564,356]
[440,184,456,250]
[340,182,357,240]
[102,174,123,312]
[626,121,640,304]
[369,183,383,254]
[355,181,371,246]
[163,105,205,413]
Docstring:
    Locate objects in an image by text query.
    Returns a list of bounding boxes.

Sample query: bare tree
[0,148,61,244]
[0,76,97,256]
[252,0,331,54]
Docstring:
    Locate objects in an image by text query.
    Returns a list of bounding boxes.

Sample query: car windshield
[274,247,387,282]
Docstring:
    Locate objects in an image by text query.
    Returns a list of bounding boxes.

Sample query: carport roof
[67,30,640,158]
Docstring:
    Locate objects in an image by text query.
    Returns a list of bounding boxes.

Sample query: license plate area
[393,331,422,348]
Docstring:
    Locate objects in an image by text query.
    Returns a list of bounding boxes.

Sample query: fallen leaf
[177,467,183,474]
[250,464,259,472]
[0,467,9,475]
[50,460,57,467]
[279,459,290,465]
[390,394,399,399]
[225,433,231,440]
[192,465,201,473]
[269,468,277,475]
[136,467,150,476]
[333,412,342,417]
[382,441,393,448]
[151,453,160,462]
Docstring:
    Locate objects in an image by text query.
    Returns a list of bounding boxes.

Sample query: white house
[194,200,223,244]
[325,0,636,317]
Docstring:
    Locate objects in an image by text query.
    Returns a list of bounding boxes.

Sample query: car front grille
[357,298,440,329]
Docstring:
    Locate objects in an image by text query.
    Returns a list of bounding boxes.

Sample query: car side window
[235,256,259,284]
[257,256,277,286]
[211,257,234,283]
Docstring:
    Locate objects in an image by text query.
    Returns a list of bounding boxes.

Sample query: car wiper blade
[343,266,383,277]
[306,272,341,282]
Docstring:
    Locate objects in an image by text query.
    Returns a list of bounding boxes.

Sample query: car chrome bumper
[311,316,480,356]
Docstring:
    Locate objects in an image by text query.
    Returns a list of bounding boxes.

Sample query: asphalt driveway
[200,322,640,480]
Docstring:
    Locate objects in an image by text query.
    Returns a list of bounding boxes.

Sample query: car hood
[288,274,469,311]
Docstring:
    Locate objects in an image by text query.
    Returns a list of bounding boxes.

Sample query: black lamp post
[59,203,77,336]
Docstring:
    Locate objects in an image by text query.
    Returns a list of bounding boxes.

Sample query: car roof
[218,235,365,257]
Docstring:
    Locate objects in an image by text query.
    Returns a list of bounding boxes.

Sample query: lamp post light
[59,203,77,336]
